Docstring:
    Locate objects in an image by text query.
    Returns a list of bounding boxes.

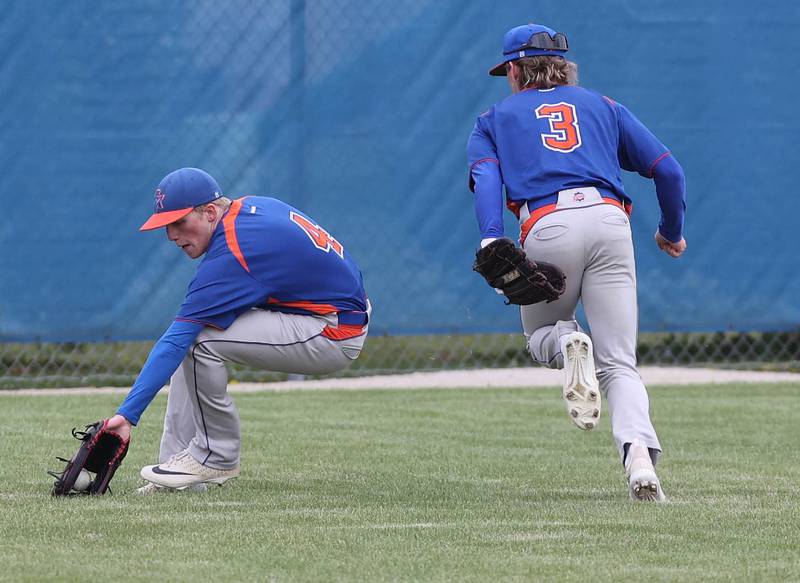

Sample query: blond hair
[513,56,578,89]
[194,196,232,213]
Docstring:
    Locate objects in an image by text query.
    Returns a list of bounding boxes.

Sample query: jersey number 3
[535,102,582,153]
[290,212,344,258]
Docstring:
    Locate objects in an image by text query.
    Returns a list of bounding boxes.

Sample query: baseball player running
[106,168,370,493]
[467,24,686,501]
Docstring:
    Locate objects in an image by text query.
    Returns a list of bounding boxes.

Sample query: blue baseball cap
[140,167,222,231]
[489,23,569,76]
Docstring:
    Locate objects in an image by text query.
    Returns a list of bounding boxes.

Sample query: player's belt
[337,311,369,326]
[518,187,631,246]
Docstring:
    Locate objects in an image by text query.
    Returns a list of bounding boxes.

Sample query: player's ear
[203,203,219,222]
[506,62,518,91]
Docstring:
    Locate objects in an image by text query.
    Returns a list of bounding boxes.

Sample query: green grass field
[1,383,798,582]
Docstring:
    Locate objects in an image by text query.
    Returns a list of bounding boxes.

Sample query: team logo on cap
[155,189,165,210]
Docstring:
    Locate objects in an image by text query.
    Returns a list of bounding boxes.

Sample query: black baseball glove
[473,238,566,305]
[50,419,130,496]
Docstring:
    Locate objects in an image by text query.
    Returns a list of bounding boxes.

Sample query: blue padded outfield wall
[1,0,798,341]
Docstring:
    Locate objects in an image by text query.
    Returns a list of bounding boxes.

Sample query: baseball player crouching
[467,24,687,501]
[106,168,371,493]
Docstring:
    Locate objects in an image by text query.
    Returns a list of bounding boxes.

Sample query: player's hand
[106,414,132,441]
[655,231,686,258]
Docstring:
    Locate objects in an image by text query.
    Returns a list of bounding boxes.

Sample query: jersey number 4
[535,102,582,153]
[290,212,344,258]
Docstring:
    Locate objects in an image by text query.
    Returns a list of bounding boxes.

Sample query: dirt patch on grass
[2,366,799,396]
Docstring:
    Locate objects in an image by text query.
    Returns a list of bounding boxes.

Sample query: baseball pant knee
[527,319,584,368]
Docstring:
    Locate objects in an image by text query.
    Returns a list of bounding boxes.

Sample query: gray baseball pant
[521,198,661,462]
[158,306,369,469]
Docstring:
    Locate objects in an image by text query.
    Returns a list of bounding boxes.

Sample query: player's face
[165,206,216,258]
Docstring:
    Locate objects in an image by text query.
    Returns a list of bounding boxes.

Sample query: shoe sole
[140,465,239,489]
[628,470,666,502]
[562,332,601,430]
[171,481,223,492]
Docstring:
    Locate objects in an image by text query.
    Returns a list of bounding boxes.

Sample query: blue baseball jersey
[467,85,685,242]
[176,196,367,328]
[117,196,367,424]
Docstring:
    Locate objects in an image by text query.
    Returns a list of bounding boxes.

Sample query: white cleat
[140,449,240,490]
[560,332,601,430]
[625,439,666,502]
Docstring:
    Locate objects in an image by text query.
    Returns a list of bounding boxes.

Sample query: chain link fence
[2,331,798,389]
[2,3,799,389]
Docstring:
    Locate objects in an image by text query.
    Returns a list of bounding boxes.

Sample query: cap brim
[139,207,193,231]
[489,61,508,76]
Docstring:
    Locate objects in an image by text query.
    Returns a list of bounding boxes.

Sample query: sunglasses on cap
[515,31,569,53]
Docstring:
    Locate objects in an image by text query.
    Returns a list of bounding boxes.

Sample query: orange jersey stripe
[506,198,524,219]
[321,324,366,340]
[266,297,339,315]
[223,199,249,273]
